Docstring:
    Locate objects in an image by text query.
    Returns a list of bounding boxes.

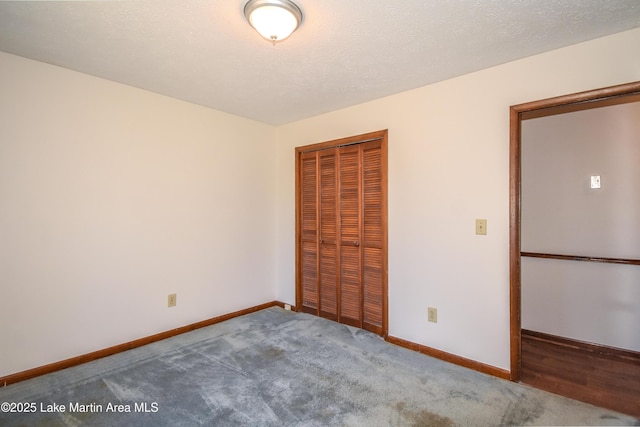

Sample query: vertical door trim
[509,81,640,381]
[295,130,388,337]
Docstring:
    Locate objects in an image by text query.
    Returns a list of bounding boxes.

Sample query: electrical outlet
[168,293,177,307]
[428,307,437,323]
[284,304,292,311]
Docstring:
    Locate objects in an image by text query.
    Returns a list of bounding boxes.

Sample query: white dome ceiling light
[244,0,303,44]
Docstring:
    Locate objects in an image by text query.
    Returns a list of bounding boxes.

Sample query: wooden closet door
[296,130,387,336]
[300,151,319,312]
[339,145,362,327]
[318,149,339,320]
[361,140,384,334]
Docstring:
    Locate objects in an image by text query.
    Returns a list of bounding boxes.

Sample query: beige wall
[0,52,277,377]
[1,27,639,378]
[521,102,640,351]
[275,28,640,370]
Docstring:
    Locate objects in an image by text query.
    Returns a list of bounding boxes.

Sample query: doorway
[509,82,640,416]
[295,130,388,336]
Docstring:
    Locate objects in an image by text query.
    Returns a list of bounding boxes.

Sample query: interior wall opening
[509,81,640,417]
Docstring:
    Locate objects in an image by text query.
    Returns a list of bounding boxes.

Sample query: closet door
[361,140,384,333]
[300,151,319,312]
[296,130,387,336]
[318,149,339,320]
[338,145,362,327]
[299,147,341,320]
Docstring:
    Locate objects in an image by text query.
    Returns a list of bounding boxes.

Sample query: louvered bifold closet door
[300,152,319,313]
[339,145,362,327]
[296,129,387,336]
[318,149,339,320]
[361,140,384,334]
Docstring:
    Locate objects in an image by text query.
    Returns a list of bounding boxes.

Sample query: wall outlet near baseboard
[168,293,177,307]
[428,307,438,323]
[284,304,292,311]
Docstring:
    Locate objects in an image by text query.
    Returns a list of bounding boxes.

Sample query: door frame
[509,81,640,380]
[295,129,389,336]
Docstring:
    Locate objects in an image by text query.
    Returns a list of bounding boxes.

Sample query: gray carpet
[0,307,638,426]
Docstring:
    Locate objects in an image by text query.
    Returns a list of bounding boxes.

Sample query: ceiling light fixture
[244,0,303,44]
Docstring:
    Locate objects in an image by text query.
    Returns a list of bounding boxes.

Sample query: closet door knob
[354,241,359,247]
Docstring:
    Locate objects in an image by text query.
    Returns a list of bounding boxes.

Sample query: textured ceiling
[0,1,639,125]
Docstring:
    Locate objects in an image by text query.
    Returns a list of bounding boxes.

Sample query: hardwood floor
[521,329,640,418]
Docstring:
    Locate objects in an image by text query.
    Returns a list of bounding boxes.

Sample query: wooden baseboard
[521,329,640,417]
[386,335,511,380]
[1,301,286,387]
[1,302,513,391]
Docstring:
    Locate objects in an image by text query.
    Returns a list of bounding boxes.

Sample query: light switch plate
[590,175,601,189]
[475,219,487,235]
